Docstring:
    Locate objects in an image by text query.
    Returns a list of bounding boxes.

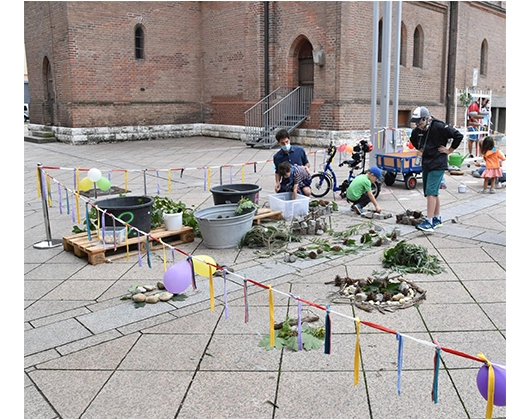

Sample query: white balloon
[87,168,102,182]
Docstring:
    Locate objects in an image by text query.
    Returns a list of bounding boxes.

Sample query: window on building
[480,39,488,76]
[412,25,424,68]
[400,22,407,66]
[378,19,383,63]
[135,25,145,59]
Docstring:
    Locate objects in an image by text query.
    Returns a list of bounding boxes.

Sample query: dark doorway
[44,57,55,125]
[298,39,314,87]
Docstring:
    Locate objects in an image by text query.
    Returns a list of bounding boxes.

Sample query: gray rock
[158,292,173,301]
[132,293,146,303]
[146,295,159,304]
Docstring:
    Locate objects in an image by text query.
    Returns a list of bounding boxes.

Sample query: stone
[146,295,159,304]
[144,285,156,291]
[392,293,405,301]
[158,292,173,301]
[157,281,166,290]
[132,293,146,302]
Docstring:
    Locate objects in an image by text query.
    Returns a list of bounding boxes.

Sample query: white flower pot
[163,212,183,231]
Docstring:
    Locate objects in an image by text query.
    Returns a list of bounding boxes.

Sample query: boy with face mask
[273,129,312,195]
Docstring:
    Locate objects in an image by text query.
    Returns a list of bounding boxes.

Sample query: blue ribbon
[396,333,404,395]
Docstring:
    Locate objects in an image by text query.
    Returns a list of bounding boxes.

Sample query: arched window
[400,22,407,66]
[480,39,488,76]
[412,25,424,68]
[135,25,145,59]
[378,19,383,63]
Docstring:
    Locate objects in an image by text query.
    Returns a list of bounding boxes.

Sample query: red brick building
[24,1,506,143]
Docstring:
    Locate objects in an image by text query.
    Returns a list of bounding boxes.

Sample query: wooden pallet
[253,208,283,224]
[62,226,194,265]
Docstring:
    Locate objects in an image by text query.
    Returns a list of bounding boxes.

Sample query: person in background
[478,136,505,194]
[346,166,383,215]
[277,161,312,200]
[273,129,311,195]
[466,97,483,158]
[409,106,464,232]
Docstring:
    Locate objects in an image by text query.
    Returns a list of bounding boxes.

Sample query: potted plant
[151,196,198,233]
[235,197,259,215]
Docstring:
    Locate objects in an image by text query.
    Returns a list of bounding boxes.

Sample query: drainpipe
[264,1,269,97]
[446,1,458,124]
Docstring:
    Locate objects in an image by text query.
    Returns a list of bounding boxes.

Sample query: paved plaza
[24,132,508,419]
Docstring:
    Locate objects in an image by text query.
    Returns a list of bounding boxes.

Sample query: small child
[479,136,505,194]
[277,161,312,200]
[346,166,383,215]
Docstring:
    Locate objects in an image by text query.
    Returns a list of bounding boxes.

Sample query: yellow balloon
[79,176,93,192]
[192,255,217,277]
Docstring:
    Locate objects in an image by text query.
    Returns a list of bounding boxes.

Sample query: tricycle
[375,152,422,190]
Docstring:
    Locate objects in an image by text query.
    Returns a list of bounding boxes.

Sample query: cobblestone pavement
[24,134,507,419]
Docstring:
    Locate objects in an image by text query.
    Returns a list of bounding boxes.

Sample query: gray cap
[410,106,430,123]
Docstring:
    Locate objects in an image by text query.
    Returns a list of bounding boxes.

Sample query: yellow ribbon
[124,170,128,192]
[268,285,274,347]
[168,169,172,194]
[207,167,211,191]
[354,317,361,386]
[162,245,167,272]
[477,352,495,419]
[241,164,245,183]
[36,167,41,198]
[46,176,52,207]
[209,265,214,311]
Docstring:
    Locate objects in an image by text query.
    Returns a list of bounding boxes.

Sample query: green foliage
[258,320,324,351]
[459,91,473,106]
[72,207,98,234]
[235,197,259,214]
[150,195,200,236]
[382,240,445,275]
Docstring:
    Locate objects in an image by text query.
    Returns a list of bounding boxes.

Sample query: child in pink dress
[479,136,505,194]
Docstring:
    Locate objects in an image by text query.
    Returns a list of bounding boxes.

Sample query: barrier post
[33,163,62,249]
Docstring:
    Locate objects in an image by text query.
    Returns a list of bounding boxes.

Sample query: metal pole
[33,163,62,249]
[370,1,379,133]
[379,1,392,130]
[392,1,402,129]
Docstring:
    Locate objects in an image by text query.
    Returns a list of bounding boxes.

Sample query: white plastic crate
[268,192,310,220]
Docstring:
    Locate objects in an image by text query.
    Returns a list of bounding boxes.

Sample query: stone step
[24,134,56,144]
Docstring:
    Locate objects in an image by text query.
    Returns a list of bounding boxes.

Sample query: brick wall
[24,1,505,133]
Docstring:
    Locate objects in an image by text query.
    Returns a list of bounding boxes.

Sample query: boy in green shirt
[346,166,383,215]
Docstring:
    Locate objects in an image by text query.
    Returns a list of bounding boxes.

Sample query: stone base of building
[26,123,372,148]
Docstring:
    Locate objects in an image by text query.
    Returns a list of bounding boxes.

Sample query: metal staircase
[244,86,313,148]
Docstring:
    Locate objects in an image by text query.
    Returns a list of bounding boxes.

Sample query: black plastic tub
[210,184,261,205]
[95,196,154,238]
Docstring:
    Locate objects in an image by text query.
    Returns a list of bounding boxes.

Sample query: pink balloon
[476,363,506,406]
[337,144,346,153]
[163,260,192,294]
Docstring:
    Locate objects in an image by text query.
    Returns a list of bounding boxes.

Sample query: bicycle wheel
[310,173,331,197]
[371,181,381,198]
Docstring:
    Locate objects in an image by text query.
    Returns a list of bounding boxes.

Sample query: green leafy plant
[382,240,445,275]
[72,207,98,233]
[459,90,473,106]
[150,195,200,236]
[235,197,259,215]
[258,319,325,351]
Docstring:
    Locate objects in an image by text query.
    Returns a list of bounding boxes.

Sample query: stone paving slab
[23,136,507,418]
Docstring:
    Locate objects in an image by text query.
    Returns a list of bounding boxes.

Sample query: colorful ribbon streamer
[297,299,303,351]
[209,265,215,311]
[354,317,361,386]
[223,269,229,319]
[477,352,495,419]
[432,340,441,404]
[324,305,331,354]
[243,278,249,323]
[396,333,404,395]
[85,203,92,241]
[268,285,274,347]
[187,256,197,290]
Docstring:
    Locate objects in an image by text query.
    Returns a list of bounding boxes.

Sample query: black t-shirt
[410,119,464,171]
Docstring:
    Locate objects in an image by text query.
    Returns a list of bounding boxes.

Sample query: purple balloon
[476,363,506,406]
[163,260,192,294]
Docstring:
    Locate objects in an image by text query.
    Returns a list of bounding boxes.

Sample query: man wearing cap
[409,106,464,232]
[346,166,383,215]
